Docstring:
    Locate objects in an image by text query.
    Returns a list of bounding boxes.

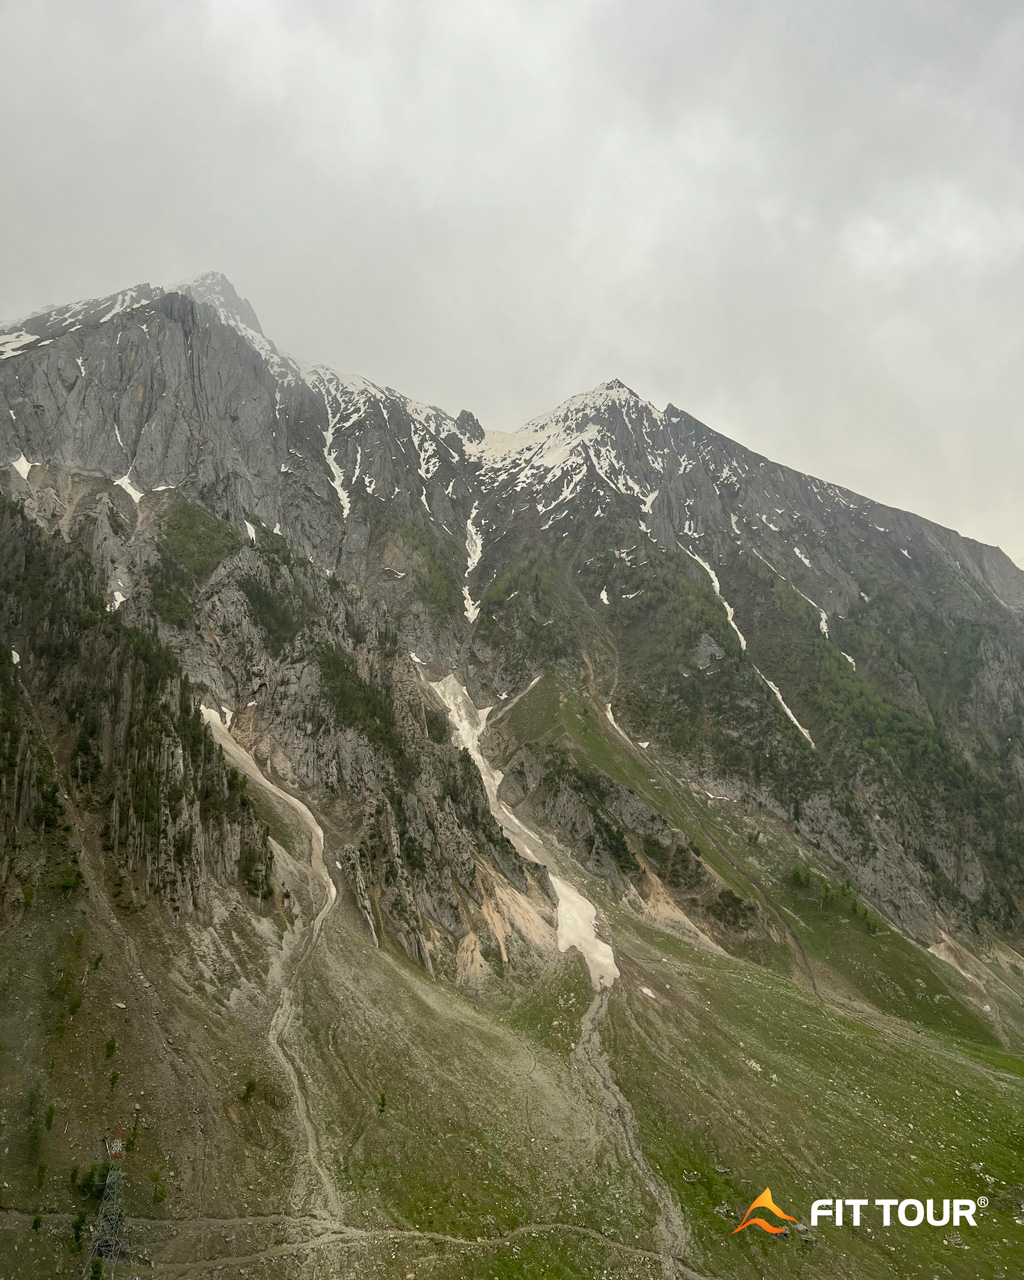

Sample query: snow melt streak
[754,668,815,748]
[463,503,482,622]
[681,545,747,650]
[309,374,351,517]
[683,544,815,748]
[424,668,618,988]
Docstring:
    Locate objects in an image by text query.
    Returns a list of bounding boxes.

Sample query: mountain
[1,276,1022,1279]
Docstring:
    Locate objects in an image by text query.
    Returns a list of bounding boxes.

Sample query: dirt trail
[201,709,341,1219]
[4,1204,709,1275]
[574,990,709,1280]
[138,1215,703,1276]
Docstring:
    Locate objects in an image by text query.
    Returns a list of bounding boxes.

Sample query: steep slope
[2,275,1024,1280]
[464,380,1024,940]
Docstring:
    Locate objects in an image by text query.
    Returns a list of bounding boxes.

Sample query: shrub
[316,646,413,782]
[148,500,242,626]
[76,1162,109,1201]
[238,575,306,657]
[425,708,448,744]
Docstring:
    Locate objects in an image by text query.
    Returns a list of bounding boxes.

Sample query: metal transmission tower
[80,1126,129,1278]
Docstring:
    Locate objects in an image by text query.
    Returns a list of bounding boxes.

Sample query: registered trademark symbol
[978,1196,989,1208]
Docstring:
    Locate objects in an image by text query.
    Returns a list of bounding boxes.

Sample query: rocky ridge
[2,274,1024,952]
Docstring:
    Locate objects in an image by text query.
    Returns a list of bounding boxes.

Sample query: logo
[732,1187,797,1235]
[729,1191,982,1238]
[811,1198,979,1228]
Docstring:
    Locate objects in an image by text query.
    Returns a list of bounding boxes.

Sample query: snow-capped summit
[0,270,286,373]
[0,281,165,360]
[173,272,305,382]
[471,379,670,530]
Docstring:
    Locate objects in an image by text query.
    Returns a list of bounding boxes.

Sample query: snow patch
[462,502,483,622]
[11,649,19,666]
[0,331,40,360]
[245,520,257,543]
[100,289,140,322]
[425,671,617,989]
[793,546,812,568]
[753,668,815,748]
[308,370,351,517]
[605,703,632,746]
[549,874,620,989]
[11,454,32,481]
[600,587,610,605]
[114,474,144,504]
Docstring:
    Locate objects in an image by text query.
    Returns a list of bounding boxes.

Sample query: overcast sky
[3,1,1023,558]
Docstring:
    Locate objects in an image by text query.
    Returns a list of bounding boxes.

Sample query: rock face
[2,273,1024,950]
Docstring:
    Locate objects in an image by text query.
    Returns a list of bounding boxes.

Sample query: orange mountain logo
[732,1187,797,1235]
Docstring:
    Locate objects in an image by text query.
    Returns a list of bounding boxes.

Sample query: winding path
[201,708,341,1218]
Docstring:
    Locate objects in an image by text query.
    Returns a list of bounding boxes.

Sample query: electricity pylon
[80,1126,129,1278]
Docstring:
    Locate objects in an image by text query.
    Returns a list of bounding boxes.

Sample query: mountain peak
[175,271,265,338]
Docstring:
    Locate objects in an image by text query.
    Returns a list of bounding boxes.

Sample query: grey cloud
[1,0,1022,557]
